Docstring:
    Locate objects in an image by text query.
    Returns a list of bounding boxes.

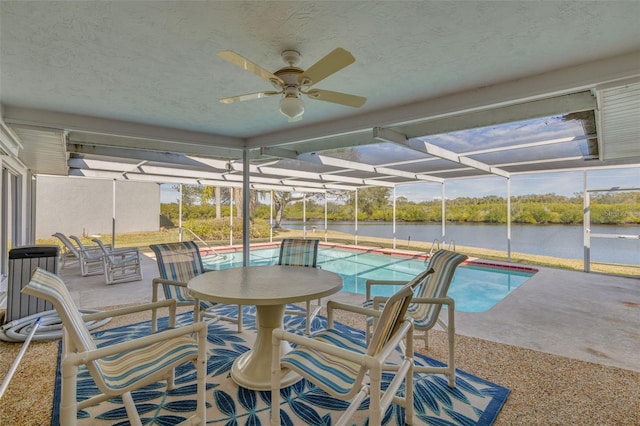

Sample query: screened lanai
[17,90,637,273]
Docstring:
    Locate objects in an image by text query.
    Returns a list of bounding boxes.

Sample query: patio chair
[149,241,243,332]
[91,238,143,285]
[271,280,416,426]
[62,234,105,276]
[21,268,207,426]
[52,232,79,269]
[365,249,468,387]
[278,238,321,334]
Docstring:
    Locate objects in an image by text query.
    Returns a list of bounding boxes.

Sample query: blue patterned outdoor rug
[52,306,509,425]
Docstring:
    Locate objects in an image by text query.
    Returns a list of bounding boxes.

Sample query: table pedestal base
[230,304,301,391]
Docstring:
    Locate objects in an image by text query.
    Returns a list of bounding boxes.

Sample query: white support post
[112,180,116,248]
[324,193,328,243]
[507,178,512,261]
[583,171,590,272]
[242,149,250,266]
[229,188,233,246]
[178,184,183,242]
[441,183,446,242]
[354,188,358,246]
[303,195,307,239]
[392,186,397,249]
[269,190,273,243]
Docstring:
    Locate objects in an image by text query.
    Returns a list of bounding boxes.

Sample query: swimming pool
[204,246,535,313]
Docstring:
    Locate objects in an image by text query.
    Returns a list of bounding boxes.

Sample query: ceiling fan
[217,48,366,120]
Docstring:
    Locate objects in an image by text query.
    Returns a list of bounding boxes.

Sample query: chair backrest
[69,235,102,260]
[367,283,415,357]
[410,249,468,329]
[22,268,99,361]
[91,238,111,257]
[278,239,319,267]
[53,233,80,257]
[149,241,206,301]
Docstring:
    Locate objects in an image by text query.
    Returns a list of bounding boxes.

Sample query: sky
[161,114,639,203]
[160,166,639,203]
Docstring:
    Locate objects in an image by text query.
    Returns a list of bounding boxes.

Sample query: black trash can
[5,245,59,323]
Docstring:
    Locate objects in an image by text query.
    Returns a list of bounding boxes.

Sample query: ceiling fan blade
[299,48,355,87]
[218,50,284,86]
[219,91,281,104]
[305,89,366,108]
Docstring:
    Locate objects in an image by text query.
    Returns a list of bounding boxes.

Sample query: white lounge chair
[91,238,143,285]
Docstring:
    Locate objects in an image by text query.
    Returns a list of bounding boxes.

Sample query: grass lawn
[38,227,639,277]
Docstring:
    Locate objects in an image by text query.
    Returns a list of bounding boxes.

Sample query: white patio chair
[22,268,207,426]
[91,237,143,284]
[271,282,416,426]
[64,234,107,276]
[365,249,468,387]
[149,241,243,332]
[278,238,321,334]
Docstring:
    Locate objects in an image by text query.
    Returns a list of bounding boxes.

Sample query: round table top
[188,265,343,305]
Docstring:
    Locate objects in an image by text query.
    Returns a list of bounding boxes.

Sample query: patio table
[188,265,343,390]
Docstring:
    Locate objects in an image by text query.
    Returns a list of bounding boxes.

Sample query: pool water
[204,247,534,313]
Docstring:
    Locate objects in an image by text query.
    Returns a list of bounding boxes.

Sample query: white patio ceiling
[1,1,639,190]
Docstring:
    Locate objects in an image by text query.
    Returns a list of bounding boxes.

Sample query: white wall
[35,176,160,239]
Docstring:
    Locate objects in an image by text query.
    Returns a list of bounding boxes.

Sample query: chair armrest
[372,295,390,310]
[326,300,381,328]
[81,299,177,322]
[66,321,207,365]
[152,277,188,288]
[411,296,454,308]
[365,279,409,300]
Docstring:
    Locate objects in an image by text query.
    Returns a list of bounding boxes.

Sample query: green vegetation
[163,184,639,226]
[277,192,640,225]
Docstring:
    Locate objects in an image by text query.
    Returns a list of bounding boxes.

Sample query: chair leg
[305,300,311,335]
[60,361,78,426]
[122,391,143,426]
[270,337,281,426]
[196,326,207,424]
[447,304,456,388]
[405,328,415,424]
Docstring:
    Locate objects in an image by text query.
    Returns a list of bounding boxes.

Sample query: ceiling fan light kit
[218,47,366,120]
[279,92,305,119]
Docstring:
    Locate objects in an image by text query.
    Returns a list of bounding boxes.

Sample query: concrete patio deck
[57,250,640,373]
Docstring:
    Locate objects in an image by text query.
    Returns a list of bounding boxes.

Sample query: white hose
[0,309,112,342]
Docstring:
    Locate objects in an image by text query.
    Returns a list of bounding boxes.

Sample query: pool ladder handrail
[179,226,230,262]
[428,239,456,256]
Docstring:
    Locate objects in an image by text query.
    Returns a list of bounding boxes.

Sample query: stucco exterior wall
[35,176,159,239]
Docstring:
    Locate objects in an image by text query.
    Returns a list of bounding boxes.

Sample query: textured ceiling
[2,1,639,139]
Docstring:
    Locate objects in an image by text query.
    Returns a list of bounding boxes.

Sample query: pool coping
[205,241,539,274]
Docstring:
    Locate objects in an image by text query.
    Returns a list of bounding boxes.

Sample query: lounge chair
[149,241,243,332]
[365,249,468,387]
[271,280,416,426]
[57,234,104,276]
[278,238,321,334]
[52,232,79,269]
[22,268,207,426]
[91,238,143,285]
